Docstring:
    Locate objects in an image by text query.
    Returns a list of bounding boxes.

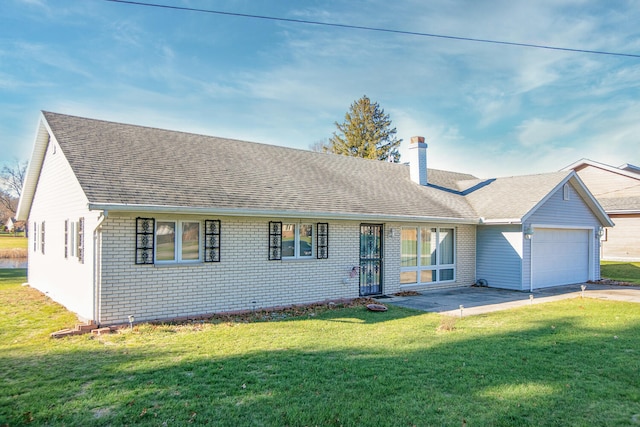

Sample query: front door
[360,224,383,296]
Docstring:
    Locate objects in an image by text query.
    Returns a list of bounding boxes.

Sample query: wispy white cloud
[517,117,582,148]
[2,0,639,176]
[9,41,93,79]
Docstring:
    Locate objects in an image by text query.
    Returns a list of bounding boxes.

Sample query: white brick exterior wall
[456,224,477,288]
[98,217,476,325]
[99,215,366,324]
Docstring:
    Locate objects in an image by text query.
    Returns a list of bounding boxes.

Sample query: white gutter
[606,209,640,215]
[478,218,523,225]
[87,203,480,225]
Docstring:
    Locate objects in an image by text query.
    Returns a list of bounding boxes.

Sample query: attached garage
[474,174,613,292]
[531,228,590,288]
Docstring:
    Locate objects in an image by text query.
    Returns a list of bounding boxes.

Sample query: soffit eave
[87,203,480,225]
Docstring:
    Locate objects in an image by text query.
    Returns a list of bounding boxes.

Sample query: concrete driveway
[377,283,640,317]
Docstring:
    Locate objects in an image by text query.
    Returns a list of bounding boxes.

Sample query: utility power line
[104,0,640,59]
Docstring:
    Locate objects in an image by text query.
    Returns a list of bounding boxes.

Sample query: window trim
[154,220,202,264]
[282,222,314,259]
[269,221,328,261]
[400,226,456,286]
[71,221,77,258]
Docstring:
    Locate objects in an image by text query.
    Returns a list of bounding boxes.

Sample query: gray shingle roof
[43,111,480,221]
[425,169,478,191]
[461,171,573,221]
[598,196,640,212]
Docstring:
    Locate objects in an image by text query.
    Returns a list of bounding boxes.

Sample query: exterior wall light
[524,227,534,240]
[597,227,605,238]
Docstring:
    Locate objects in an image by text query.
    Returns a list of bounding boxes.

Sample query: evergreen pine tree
[328,96,401,162]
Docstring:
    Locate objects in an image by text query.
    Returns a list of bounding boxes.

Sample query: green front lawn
[601,261,640,285]
[1,269,639,426]
[0,235,28,250]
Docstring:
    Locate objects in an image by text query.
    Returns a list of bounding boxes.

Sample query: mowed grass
[1,270,640,426]
[601,261,640,285]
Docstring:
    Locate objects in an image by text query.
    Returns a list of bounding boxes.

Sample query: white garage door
[532,228,590,289]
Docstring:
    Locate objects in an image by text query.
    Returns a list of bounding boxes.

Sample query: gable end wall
[27,135,97,321]
[523,182,602,290]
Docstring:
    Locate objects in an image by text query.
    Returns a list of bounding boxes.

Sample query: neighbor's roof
[562,158,640,214]
[598,196,640,214]
[563,158,640,180]
[20,111,480,222]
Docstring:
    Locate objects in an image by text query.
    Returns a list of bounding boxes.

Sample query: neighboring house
[4,217,16,232]
[564,159,640,261]
[17,112,613,325]
[4,217,24,233]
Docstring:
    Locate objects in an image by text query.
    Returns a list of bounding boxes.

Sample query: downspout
[529,229,534,293]
[93,210,108,325]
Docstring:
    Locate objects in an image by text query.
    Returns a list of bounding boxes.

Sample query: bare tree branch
[0,191,16,214]
[1,159,27,198]
[0,159,27,217]
[309,139,330,153]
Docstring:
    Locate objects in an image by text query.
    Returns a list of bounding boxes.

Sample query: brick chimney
[409,136,428,185]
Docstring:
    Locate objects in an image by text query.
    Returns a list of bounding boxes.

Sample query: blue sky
[2,0,639,178]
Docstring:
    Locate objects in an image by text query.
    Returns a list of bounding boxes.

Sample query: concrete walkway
[376,283,640,317]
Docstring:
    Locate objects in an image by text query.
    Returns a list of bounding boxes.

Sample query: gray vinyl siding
[476,224,523,290]
[526,183,600,226]
[522,182,602,290]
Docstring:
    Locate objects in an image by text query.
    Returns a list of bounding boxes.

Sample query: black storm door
[359,224,383,296]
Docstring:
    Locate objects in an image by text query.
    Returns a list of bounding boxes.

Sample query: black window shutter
[204,220,221,262]
[135,217,155,264]
[41,221,45,254]
[316,223,329,259]
[64,220,69,259]
[78,217,85,264]
[268,221,282,261]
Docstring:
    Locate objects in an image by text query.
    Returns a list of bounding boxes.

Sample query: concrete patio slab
[376,283,640,317]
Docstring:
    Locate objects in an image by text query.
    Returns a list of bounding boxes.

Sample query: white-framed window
[563,184,570,201]
[155,220,201,263]
[64,218,84,263]
[282,223,314,259]
[69,221,77,258]
[400,227,455,285]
